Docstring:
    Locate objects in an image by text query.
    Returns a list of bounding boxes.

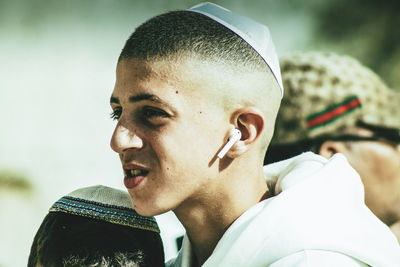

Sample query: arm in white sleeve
[269,250,368,267]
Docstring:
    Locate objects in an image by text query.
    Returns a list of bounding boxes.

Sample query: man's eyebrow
[129,93,166,104]
[110,96,119,104]
[110,93,170,106]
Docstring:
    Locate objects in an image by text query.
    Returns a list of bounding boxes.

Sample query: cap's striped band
[306,95,362,130]
[49,196,160,233]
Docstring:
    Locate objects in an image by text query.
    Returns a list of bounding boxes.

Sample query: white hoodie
[167,153,400,267]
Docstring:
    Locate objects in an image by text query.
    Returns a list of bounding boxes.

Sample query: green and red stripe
[306,95,362,129]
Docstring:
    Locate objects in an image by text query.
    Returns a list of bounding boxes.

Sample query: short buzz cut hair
[119,10,267,72]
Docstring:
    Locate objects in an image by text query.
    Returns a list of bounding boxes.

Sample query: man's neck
[174,167,269,266]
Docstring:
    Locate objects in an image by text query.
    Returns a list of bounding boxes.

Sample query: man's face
[340,127,400,225]
[109,58,229,216]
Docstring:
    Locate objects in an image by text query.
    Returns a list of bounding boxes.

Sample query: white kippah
[187,2,284,96]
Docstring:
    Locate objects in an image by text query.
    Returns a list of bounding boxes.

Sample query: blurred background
[1,0,399,266]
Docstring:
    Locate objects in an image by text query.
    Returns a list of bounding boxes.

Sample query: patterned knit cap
[272,51,400,144]
[49,185,160,233]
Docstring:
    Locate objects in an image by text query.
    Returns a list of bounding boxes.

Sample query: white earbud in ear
[217,129,242,159]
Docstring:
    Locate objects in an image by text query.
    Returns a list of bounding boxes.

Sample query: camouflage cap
[272,51,400,144]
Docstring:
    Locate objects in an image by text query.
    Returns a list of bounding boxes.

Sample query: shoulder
[269,250,368,267]
[263,152,362,196]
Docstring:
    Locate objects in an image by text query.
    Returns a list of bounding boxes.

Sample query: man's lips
[124,169,149,178]
[123,163,149,189]
[124,175,146,189]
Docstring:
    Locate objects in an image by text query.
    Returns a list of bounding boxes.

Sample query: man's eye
[110,107,122,121]
[141,106,169,119]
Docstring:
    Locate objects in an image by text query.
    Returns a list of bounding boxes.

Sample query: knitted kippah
[49,185,160,233]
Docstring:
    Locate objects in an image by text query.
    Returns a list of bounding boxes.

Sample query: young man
[28,185,164,267]
[265,51,400,237]
[110,3,400,266]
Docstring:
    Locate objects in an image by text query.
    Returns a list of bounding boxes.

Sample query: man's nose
[110,122,144,153]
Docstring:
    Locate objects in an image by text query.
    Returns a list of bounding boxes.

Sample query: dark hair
[61,251,144,267]
[28,212,164,267]
[119,11,266,72]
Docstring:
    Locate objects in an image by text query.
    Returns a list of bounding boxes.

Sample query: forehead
[113,58,234,103]
[112,59,181,100]
[115,59,175,87]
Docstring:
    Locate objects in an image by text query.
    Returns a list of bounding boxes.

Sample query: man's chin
[132,202,168,217]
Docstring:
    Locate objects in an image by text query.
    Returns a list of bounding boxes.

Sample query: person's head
[28,185,164,267]
[110,3,282,216]
[265,51,400,225]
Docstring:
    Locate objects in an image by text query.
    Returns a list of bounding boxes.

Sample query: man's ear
[225,107,265,158]
[319,141,349,159]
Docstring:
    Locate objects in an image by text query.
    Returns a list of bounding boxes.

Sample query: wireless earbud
[217,129,242,159]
